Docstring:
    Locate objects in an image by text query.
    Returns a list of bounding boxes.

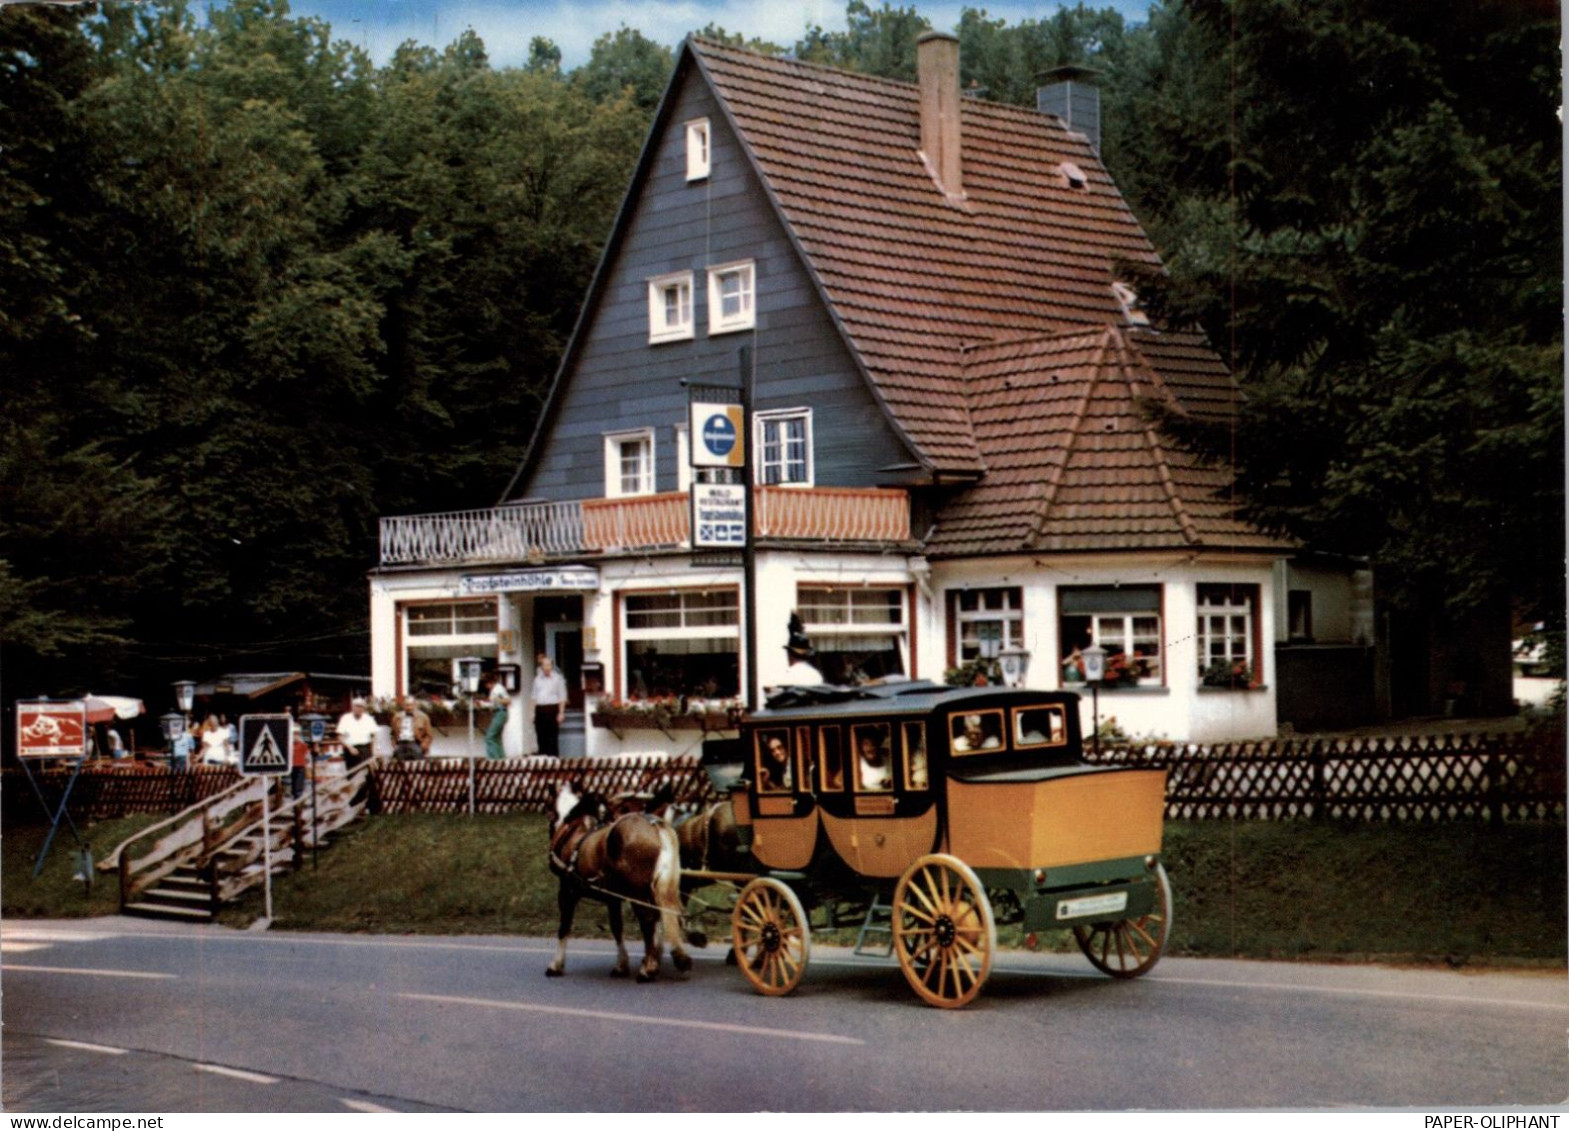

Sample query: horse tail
[652,822,687,957]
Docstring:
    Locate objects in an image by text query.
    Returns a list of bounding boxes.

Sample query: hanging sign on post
[17,701,89,759]
[690,402,745,469]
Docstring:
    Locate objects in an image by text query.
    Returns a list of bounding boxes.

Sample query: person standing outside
[336,697,378,771]
[171,721,195,772]
[391,696,433,761]
[531,656,568,758]
[483,675,510,759]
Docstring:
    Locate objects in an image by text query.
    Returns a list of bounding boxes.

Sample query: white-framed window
[401,600,498,697]
[622,588,739,699]
[755,408,812,486]
[647,271,694,343]
[685,118,710,181]
[797,585,908,684]
[1060,585,1163,688]
[1196,583,1259,686]
[708,261,755,334]
[604,429,654,498]
[952,587,1024,662]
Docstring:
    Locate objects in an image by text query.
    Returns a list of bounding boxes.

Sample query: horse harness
[549,809,673,913]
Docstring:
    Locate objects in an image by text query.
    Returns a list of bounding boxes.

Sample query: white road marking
[1,942,50,953]
[1,963,176,980]
[400,991,864,1045]
[340,1099,397,1113]
[44,1038,128,1055]
[1152,973,1569,1012]
[1,928,118,942]
[194,1063,280,1084]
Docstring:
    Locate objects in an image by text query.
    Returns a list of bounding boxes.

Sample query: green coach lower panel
[976,856,1163,932]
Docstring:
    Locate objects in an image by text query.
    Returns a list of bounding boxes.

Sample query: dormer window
[1112,281,1150,326]
[648,271,694,343]
[686,118,710,181]
[1059,161,1088,190]
[708,261,755,334]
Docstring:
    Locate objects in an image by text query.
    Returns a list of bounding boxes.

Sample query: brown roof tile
[689,40,1287,557]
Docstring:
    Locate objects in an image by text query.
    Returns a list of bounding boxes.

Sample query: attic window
[648,271,694,343]
[1059,161,1088,190]
[708,261,755,334]
[686,118,710,181]
[1112,281,1150,326]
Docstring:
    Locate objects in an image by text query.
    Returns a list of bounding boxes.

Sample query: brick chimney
[917,31,963,200]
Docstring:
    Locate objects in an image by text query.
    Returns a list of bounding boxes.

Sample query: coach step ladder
[854,892,895,957]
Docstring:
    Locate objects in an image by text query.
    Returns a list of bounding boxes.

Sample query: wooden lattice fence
[368,755,716,815]
[1086,730,1565,823]
[5,765,241,823]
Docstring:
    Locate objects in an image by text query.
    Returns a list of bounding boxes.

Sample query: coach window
[851,723,893,792]
[949,710,1004,755]
[756,728,792,793]
[1013,706,1067,749]
[818,725,845,791]
[902,722,929,790]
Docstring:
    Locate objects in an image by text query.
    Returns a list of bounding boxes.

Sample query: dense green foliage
[2,0,1559,709]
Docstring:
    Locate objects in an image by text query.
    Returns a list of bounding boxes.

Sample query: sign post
[16,700,92,876]
[687,358,759,708]
[239,713,292,922]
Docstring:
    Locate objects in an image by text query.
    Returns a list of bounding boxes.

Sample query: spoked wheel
[732,877,809,996]
[1073,862,1172,979]
[892,854,996,1009]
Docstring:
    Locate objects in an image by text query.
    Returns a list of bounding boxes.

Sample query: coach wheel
[1073,862,1172,979]
[892,854,996,1009]
[732,877,809,996]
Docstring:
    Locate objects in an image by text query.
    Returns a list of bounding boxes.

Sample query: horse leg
[547,882,578,977]
[607,899,631,978]
[633,902,662,983]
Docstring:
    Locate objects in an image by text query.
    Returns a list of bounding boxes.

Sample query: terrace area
[379,486,913,568]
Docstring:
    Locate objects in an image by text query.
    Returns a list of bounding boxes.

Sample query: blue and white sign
[690,402,745,468]
[691,483,747,548]
[239,714,292,776]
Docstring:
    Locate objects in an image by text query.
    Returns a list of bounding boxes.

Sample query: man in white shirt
[531,656,568,758]
[336,698,379,770]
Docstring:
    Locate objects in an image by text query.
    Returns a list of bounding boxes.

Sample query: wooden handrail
[99,776,253,872]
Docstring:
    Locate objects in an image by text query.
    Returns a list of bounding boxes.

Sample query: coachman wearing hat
[784,612,825,686]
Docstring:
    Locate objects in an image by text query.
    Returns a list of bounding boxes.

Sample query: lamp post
[455,656,484,815]
[1081,642,1106,756]
[998,644,1031,689]
[300,712,327,869]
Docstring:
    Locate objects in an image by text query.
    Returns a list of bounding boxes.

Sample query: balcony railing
[379,487,911,567]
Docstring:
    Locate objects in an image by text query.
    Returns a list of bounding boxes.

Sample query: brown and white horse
[546,780,691,982]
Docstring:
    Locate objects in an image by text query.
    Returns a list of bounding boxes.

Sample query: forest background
[1,0,1560,711]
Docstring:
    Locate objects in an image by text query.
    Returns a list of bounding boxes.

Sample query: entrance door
[546,624,584,712]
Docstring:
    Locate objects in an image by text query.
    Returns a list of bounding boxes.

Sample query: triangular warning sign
[246,727,287,768]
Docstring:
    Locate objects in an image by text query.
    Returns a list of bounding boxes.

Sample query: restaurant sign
[459,566,600,595]
[16,700,89,759]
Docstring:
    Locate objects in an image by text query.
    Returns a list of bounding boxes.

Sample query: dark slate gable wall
[522,71,912,502]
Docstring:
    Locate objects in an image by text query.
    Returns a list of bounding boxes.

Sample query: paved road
[3,917,1565,1112]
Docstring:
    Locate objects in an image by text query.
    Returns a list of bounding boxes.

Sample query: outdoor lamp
[160,711,185,744]
[455,656,484,696]
[1081,643,1107,684]
[998,645,1031,688]
[173,679,196,714]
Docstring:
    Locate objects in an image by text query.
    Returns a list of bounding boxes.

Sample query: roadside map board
[239,714,292,776]
[16,700,89,759]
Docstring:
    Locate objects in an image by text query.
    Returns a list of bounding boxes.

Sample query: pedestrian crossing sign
[239,714,292,776]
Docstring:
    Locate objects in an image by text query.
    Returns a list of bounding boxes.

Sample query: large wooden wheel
[732,877,809,996]
[892,854,996,1009]
[1073,862,1172,979]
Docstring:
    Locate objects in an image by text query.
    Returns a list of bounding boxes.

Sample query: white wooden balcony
[379,487,912,567]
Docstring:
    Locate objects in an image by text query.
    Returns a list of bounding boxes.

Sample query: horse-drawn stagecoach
[692,681,1172,1009]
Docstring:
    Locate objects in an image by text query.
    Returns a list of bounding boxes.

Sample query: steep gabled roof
[928,326,1292,556]
[692,38,1161,479]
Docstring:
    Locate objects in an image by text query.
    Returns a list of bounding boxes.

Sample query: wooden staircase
[103,764,373,924]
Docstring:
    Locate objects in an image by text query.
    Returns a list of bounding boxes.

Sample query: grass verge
[2,813,167,918]
[7,812,1564,967]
